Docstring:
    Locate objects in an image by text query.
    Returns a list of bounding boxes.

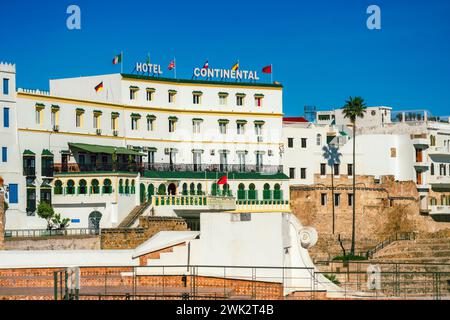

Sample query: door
[168,183,177,195]
[62,154,68,172]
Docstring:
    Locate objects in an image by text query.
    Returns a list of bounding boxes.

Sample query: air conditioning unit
[268,150,273,156]
[113,130,119,136]
[164,148,170,155]
[53,125,59,132]
[210,149,215,156]
[96,129,102,135]
[257,136,263,142]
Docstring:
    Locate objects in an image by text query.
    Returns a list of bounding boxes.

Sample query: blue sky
[1,0,450,116]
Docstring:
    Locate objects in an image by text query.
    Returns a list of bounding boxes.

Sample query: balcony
[429,176,450,188]
[411,134,429,147]
[151,195,236,211]
[428,146,450,156]
[430,205,450,216]
[54,163,144,174]
[23,166,36,177]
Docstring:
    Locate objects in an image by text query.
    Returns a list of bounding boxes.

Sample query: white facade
[0,63,289,230]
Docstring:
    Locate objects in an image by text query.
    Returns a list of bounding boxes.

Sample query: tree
[342,96,367,256]
[37,202,70,230]
[322,145,342,234]
[37,202,55,230]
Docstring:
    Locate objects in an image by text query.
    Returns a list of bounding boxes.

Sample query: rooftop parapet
[0,62,16,73]
[17,88,50,96]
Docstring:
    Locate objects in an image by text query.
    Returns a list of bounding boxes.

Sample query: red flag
[168,60,175,70]
[217,175,228,185]
[262,65,272,74]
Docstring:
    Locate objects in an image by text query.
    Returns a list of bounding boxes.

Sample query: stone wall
[101,216,189,249]
[5,236,100,250]
[290,174,450,260]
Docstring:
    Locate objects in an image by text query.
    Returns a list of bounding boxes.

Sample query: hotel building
[0,62,289,230]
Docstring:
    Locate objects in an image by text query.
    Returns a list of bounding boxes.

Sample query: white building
[0,62,290,230]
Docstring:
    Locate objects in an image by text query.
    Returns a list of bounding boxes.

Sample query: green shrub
[323,274,340,285]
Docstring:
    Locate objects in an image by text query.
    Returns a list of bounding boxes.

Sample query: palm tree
[342,96,367,256]
[322,145,342,234]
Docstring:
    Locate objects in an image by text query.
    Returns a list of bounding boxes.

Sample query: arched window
[211,183,219,196]
[119,179,124,194]
[66,180,75,195]
[147,183,155,198]
[54,180,63,195]
[131,180,136,194]
[103,179,112,194]
[182,183,188,196]
[197,183,203,195]
[91,179,100,194]
[237,183,246,200]
[157,184,166,195]
[125,179,130,194]
[79,179,87,194]
[88,211,102,230]
[248,183,257,200]
[222,183,230,196]
[140,183,146,203]
[263,183,271,200]
[273,183,282,200]
[316,134,322,146]
[190,183,196,195]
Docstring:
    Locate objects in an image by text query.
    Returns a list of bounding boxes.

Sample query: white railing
[429,205,450,215]
[235,200,290,211]
[17,88,50,96]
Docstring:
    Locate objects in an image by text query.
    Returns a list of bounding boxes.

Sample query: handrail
[4,228,101,238]
[366,232,417,259]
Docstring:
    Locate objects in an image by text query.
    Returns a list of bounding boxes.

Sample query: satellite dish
[299,227,318,249]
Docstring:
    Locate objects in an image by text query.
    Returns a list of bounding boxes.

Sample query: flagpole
[174,57,177,79]
[271,64,273,83]
[121,51,123,74]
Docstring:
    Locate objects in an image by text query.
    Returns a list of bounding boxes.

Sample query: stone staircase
[118,202,152,228]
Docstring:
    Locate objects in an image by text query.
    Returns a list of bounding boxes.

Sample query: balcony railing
[4,228,101,238]
[54,162,283,174]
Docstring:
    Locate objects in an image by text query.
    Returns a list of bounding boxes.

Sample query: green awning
[192,118,203,122]
[192,91,203,95]
[23,150,35,156]
[168,89,177,94]
[35,103,45,108]
[42,149,53,157]
[236,93,246,97]
[146,87,156,92]
[51,105,60,111]
[129,86,139,90]
[218,119,229,124]
[236,120,248,124]
[131,113,141,119]
[218,92,229,97]
[111,112,120,117]
[254,94,264,98]
[254,120,265,125]
[168,116,178,121]
[146,147,157,152]
[68,143,144,156]
[93,110,103,115]
[146,114,156,120]
[76,108,85,113]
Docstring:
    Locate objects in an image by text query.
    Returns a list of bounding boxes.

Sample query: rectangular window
[256,153,263,169]
[320,163,326,176]
[236,96,244,106]
[9,183,18,204]
[147,119,154,131]
[76,113,83,127]
[289,168,296,179]
[220,152,228,171]
[111,116,118,130]
[93,115,99,129]
[237,123,245,135]
[300,168,306,179]
[35,109,41,125]
[219,95,227,105]
[193,152,202,171]
[3,78,9,95]
[3,107,9,128]
[146,90,153,101]
[219,123,227,134]
[347,164,353,176]
[334,164,340,176]
[301,138,307,148]
[148,151,155,165]
[255,124,263,135]
[193,121,201,134]
[193,94,201,105]
[169,92,176,103]
[288,138,294,148]
[131,118,138,130]
[130,89,137,100]
[255,97,262,107]
[169,120,176,132]
[348,194,354,206]
[334,193,341,206]
[51,110,56,126]
[2,146,7,162]
[321,193,327,206]
[238,152,246,171]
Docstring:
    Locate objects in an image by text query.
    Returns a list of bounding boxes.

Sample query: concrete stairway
[371,238,450,266]
[118,202,152,228]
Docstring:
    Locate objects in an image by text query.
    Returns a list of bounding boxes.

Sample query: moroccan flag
[217,175,228,185]
[231,61,239,71]
[262,65,272,74]
[168,60,176,70]
[202,60,209,69]
[112,53,122,65]
[95,82,104,93]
